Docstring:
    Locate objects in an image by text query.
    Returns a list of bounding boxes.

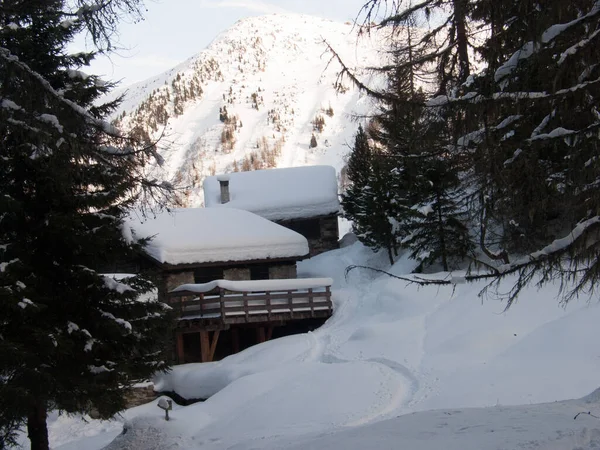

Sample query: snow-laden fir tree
[341,125,399,264]
[455,0,600,303]
[0,2,174,449]
[338,12,475,269]
[351,0,599,303]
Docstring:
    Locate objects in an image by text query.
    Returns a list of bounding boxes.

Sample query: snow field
[23,242,600,450]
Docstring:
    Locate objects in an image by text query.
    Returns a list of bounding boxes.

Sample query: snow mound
[102,416,190,450]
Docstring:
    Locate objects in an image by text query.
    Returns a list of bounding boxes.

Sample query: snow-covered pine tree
[450,0,600,303]
[402,155,474,271]
[375,61,473,271]
[0,2,173,449]
[369,60,426,239]
[345,2,476,270]
[341,125,399,263]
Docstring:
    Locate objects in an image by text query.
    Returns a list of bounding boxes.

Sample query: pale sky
[77,0,376,86]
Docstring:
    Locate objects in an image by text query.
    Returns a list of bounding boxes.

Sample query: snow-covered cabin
[124,208,332,364]
[124,208,310,299]
[203,165,340,256]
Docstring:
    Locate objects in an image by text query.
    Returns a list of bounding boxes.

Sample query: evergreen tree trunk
[387,246,394,265]
[436,191,449,272]
[406,25,415,95]
[453,0,470,83]
[27,402,49,450]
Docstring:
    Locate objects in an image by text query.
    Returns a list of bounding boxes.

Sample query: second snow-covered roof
[203,165,340,221]
[125,208,309,266]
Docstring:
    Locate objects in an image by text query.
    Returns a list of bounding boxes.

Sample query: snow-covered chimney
[217,174,230,204]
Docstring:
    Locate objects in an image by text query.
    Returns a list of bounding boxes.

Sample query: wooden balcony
[168,278,333,363]
[168,278,333,328]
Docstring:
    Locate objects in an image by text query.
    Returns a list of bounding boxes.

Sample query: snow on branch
[88,364,113,374]
[102,275,135,294]
[497,216,600,274]
[0,46,120,138]
[346,216,600,308]
[427,76,600,107]
[496,3,600,82]
[542,2,600,44]
[100,310,132,331]
[558,28,600,65]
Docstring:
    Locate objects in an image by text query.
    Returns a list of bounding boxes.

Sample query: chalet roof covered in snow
[124,208,309,266]
[203,165,340,221]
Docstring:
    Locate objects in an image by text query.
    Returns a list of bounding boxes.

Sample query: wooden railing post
[219,288,225,320]
[326,285,332,313]
[266,290,272,321]
[243,292,249,321]
[219,288,226,319]
[288,290,293,318]
[308,288,315,318]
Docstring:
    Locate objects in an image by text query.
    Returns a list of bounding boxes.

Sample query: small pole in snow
[157,398,173,421]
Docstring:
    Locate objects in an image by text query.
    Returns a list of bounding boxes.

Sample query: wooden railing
[168,284,332,323]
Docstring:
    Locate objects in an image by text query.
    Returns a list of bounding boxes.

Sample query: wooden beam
[266,326,274,341]
[176,332,185,364]
[243,292,249,321]
[208,330,220,362]
[231,328,240,354]
[200,330,210,362]
[256,327,266,344]
[161,255,306,271]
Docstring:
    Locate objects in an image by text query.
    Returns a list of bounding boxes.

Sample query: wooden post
[208,330,220,361]
[231,328,240,354]
[266,326,274,341]
[243,292,249,321]
[266,290,272,321]
[220,289,226,320]
[256,327,266,344]
[308,288,315,318]
[176,332,185,364]
[326,286,332,313]
[200,330,210,362]
[288,290,294,318]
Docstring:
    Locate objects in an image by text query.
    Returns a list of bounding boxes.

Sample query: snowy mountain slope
[113,14,388,206]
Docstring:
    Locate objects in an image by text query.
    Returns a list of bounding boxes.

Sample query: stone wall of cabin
[311,214,339,256]
[269,264,296,279]
[159,270,194,303]
[224,267,250,280]
[163,262,297,297]
[276,214,339,257]
[165,271,195,291]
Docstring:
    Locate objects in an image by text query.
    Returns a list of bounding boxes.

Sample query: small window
[250,265,270,280]
[284,219,321,240]
[194,267,224,284]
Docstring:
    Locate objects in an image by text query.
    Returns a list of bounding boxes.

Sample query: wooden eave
[272,210,340,224]
[144,253,310,272]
